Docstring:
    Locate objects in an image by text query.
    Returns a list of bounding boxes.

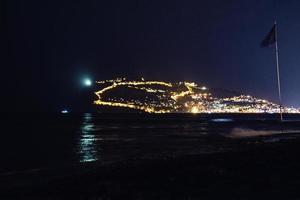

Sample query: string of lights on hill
[93,78,300,114]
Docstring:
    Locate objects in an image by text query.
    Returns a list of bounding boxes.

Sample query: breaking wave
[211,118,234,122]
[226,128,285,138]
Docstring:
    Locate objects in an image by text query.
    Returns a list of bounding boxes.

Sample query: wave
[226,128,285,138]
[211,118,234,122]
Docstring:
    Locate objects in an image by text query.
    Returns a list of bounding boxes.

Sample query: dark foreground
[2,113,300,199]
[2,137,300,199]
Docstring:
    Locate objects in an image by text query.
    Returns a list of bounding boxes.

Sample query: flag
[261,24,276,47]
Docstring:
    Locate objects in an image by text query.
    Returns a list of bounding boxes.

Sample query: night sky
[3,0,300,112]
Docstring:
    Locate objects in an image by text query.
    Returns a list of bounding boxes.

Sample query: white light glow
[84,78,92,86]
[61,109,69,114]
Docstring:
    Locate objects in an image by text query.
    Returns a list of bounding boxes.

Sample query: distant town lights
[191,106,200,114]
[92,78,300,114]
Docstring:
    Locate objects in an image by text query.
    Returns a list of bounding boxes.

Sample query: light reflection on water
[78,113,98,163]
[74,114,300,164]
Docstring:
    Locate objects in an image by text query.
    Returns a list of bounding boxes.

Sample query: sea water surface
[2,113,300,174]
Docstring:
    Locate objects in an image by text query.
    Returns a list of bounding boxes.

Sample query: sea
[2,113,300,175]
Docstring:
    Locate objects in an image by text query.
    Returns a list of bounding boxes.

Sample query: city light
[93,78,300,114]
[191,106,200,113]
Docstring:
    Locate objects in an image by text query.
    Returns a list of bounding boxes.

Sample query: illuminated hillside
[93,78,300,114]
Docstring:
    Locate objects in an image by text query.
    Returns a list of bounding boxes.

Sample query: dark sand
[2,135,300,200]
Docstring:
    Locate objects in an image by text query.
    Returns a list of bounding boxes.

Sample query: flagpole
[274,20,283,121]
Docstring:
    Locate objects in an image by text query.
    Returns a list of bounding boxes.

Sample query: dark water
[2,113,300,174]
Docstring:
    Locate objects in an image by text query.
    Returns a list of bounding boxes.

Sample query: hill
[93,78,299,114]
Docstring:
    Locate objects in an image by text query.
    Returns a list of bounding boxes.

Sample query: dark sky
[2,0,300,112]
